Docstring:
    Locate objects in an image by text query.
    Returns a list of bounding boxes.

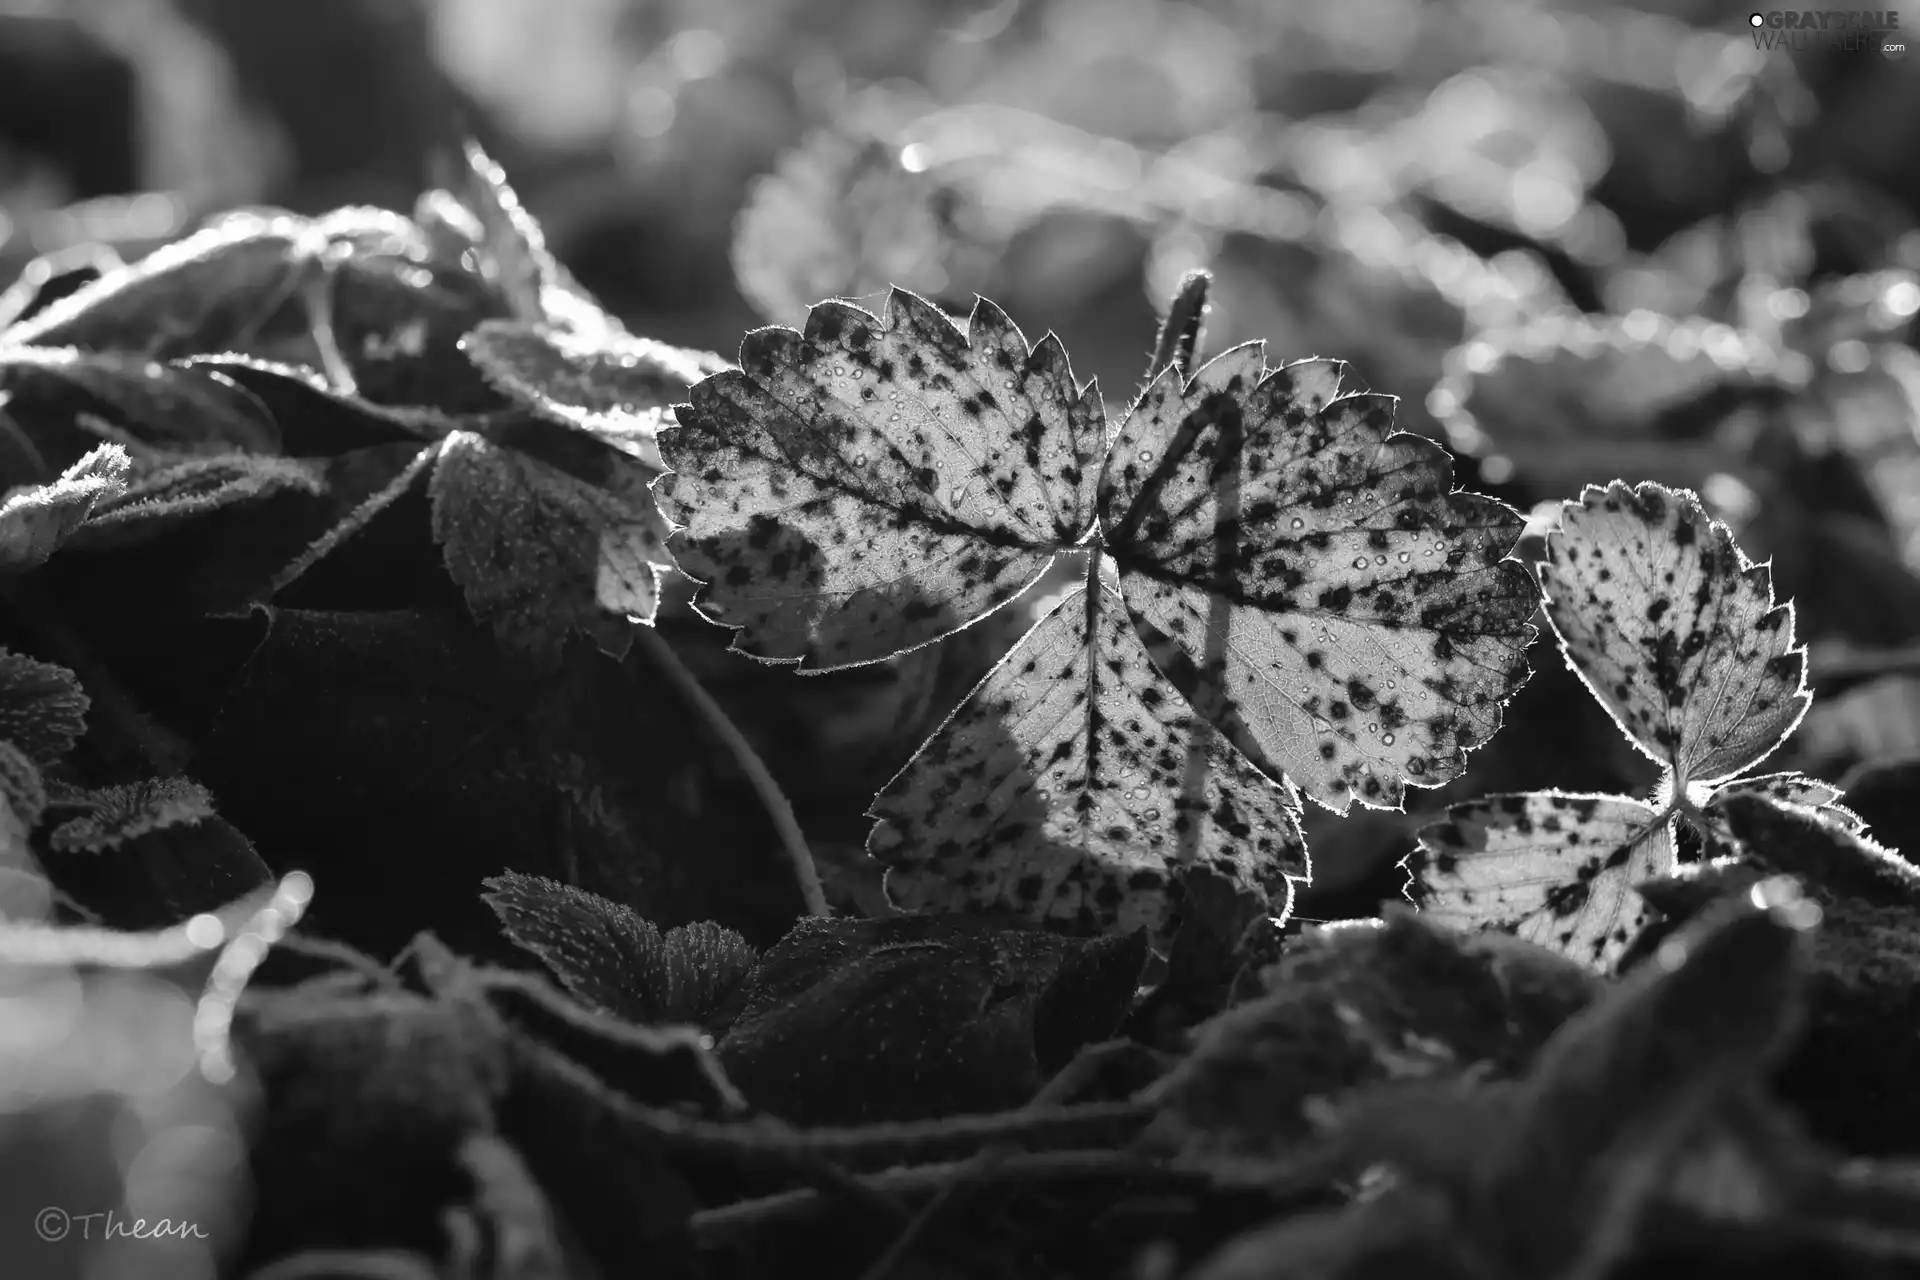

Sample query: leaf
[1699,772,1867,856]
[482,873,757,1026]
[1715,792,1920,909]
[714,914,1145,1124]
[429,429,672,659]
[1541,480,1809,788]
[1144,908,1597,1180]
[1,211,318,357]
[869,582,1304,945]
[69,454,325,548]
[1099,346,1537,810]
[0,345,281,455]
[0,648,90,765]
[462,319,730,466]
[1404,791,1675,971]
[0,739,46,855]
[47,776,219,852]
[39,778,274,929]
[0,443,131,572]
[453,140,615,337]
[656,289,1105,669]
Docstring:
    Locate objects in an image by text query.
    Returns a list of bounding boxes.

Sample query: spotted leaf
[1541,481,1809,788]
[1404,792,1675,972]
[869,580,1303,946]
[429,430,672,661]
[0,444,131,572]
[461,319,730,467]
[1099,346,1536,811]
[656,289,1105,669]
[1698,771,1866,855]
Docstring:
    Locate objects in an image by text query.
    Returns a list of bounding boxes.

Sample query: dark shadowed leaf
[1716,793,1920,908]
[0,346,281,456]
[1540,481,1809,788]
[0,739,45,852]
[656,289,1105,669]
[716,914,1145,1124]
[70,454,324,548]
[429,429,672,659]
[870,581,1303,946]
[1099,347,1537,812]
[483,872,757,1026]
[1405,791,1674,971]
[0,443,130,571]
[462,318,729,467]
[1,211,319,357]
[0,648,89,765]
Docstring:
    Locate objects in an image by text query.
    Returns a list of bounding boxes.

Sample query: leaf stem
[1143,270,1212,388]
[631,624,828,917]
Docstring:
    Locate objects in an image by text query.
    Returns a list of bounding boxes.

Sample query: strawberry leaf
[460,319,729,467]
[656,289,1105,669]
[1099,347,1536,811]
[0,739,46,852]
[1404,792,1675,971]
[0,444,131,572]
[70,453,324,548]
[1700,772,1867,855]
[1541,481,1809,788]
[482,873,758,1026]
[0,648,89,765]
[429,429,672,659]
[870,580,1304,944]
[451,140,615,338]
[0,346,281,455]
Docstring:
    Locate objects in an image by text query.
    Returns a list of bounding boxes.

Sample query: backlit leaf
[1700,772,1867,855]
[461,319,729,466]
[429,430,672,660]
[1100,347,1536,811]
[1540,481,1809,788]
[869,581,1304,945]
[656,289,1105,669]
[0,444,130,572]
[453,140,615,338]
[1404,792,1674,971]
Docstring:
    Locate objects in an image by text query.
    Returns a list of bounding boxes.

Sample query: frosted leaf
[47,777,218,853]
[0,444,131,572]
[657,289,1106,669]
[430,430,672,661]
[1100,347,1536,812]
[454,140,617,338]
[870,582,1303,947]
[1404,792,1675,972]
[1541,481,1809,787]
[483,873,757,1027]
[0,346,281,455]
[71,454,324,549]
[0,649,89,766]
[461,319,730,467]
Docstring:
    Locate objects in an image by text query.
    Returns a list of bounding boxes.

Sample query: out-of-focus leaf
[0,738,45,855]
[1,210,319,357]
[1143,908,1597,1181]
[0,647,89,765]
[482,872,757,1026]
[1795,675,1920,770]
[451,140,616,338]
[0,443,130,572]
[715,914,1145,1124]
[0,242,126,333]
[0,346,281,456]
[1405,791,1673,972]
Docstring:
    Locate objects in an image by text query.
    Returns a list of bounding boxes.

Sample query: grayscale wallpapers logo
[1748,10,1906,57]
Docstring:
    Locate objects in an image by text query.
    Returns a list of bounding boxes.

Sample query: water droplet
[1003,379,1015,389]
[1386,679,1397,689]
[1353,556,1368,569]
[834,365,846,377]
[1144,809,1162,822]
[1382,733,1396,746]
[1366,721,1378,733]
[1398,551,1411,563]
[1290,517,1305,529]
[1138,450,1154,462]
[853,454,868,466]
[1375,554,1387,565]
[890,413,900,422]
[949,488,966,505]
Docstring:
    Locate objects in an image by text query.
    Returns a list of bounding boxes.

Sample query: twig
[631,623,827,917]
[1143,270,1211,389]
[692,1150,1191,1247]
